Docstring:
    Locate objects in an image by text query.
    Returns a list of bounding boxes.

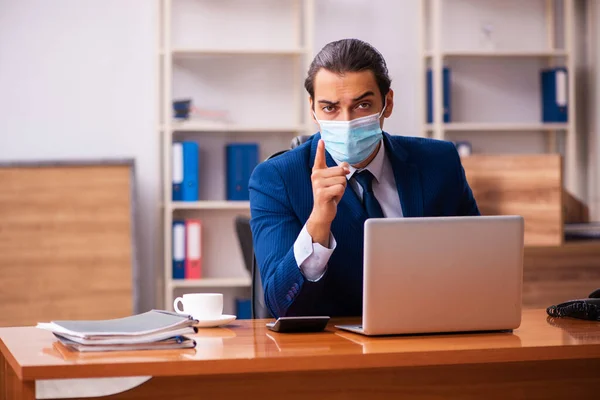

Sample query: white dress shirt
[293,140,403,281]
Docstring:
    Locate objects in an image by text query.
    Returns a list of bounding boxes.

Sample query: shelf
[171,201,250,210]
[425,50,568,58]
[169,277,251,288]
[170,48,308,57]
[167,121,308,133]
[425,123,569,132]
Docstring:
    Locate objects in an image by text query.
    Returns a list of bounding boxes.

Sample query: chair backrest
[234,215,253,275]
[251,256,271,318]
[247,134,312,318]
[233,215,271,318]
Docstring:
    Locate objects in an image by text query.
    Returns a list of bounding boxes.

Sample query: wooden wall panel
[522,242,600,309]
[0,162,134,327]
[563,190,590,223]
[461,155,563,247]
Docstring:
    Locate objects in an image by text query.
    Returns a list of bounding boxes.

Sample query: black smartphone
[266,316,330,333]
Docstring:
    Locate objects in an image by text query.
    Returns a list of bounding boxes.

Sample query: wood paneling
[462,155,563,246]
[0,163,134,327]
[523,241,600,308]
[563,190,590,223]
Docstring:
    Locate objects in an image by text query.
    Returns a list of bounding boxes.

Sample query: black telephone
[546,288,600,321]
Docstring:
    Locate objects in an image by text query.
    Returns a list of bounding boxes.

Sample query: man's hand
[307,140,349,247]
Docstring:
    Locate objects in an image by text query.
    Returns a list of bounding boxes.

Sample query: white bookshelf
[168,121,308,133]
[171,48,308,57]
[169,277,252,289]
[425,50,568,58]
[170,201,250,211]
[425,123,569,132]
[420,0,584,198]
[158,0,314,315]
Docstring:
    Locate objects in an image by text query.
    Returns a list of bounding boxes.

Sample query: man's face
[310,69,394,125]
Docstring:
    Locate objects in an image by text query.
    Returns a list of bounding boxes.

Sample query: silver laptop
[336,216,524,336]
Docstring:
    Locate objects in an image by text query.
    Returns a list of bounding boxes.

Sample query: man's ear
[309,96,317,123]
[383,89,394,118]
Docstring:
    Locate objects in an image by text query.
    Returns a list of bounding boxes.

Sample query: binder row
[172,219,202,280]
[427,67,568,123]
[172,142,260,202]
[171,219,252,319]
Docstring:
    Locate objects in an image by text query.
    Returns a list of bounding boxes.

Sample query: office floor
[37,377,148,399]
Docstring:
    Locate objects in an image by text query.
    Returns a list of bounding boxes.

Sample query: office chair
[234,134,311,319]
[234,215,253,276]
[235,215,271,318]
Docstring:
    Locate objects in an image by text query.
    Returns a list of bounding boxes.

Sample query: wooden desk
[2,309,600,399]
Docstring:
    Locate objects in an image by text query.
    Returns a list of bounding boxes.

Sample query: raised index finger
[313,139,327,170]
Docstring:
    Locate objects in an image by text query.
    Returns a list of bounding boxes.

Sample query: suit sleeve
[249,161,326,317]
[453,147,480,216]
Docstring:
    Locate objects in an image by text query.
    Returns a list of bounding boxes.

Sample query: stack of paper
[37,310,197,352]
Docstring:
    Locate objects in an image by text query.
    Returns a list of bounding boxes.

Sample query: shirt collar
[333,140,386,183]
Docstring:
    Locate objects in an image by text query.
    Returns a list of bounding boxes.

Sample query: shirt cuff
[293,224,337,282]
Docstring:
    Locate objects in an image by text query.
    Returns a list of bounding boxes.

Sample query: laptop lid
[361,216,524,335]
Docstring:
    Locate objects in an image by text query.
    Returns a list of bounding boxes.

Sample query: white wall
[314,0,421,137]
[0,0,158,311]
[0,0,425,311]
[0,0,597,312]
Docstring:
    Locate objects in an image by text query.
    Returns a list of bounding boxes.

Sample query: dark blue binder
[181,141,199,202]
[172,143,183,201]
[427,67,451,123]
[172,220,186,279]
[226,143,259,201]
[235,298,252,319]
[541,67,568,123]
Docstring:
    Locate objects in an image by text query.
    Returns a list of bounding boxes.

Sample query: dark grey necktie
[354,170,384,218]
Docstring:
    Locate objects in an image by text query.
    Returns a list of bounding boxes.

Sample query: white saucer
[193,314,237,328]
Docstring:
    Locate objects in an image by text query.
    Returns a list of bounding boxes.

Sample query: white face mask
[313,100,387,165]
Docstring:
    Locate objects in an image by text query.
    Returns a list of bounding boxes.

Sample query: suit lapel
[308,132,424,222]
[382,133,424,218]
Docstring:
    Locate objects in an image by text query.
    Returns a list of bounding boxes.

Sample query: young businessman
[249,39,480,318]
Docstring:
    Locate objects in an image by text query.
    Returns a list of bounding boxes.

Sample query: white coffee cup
[173,293,223,321]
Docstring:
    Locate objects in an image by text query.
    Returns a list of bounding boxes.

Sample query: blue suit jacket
[249,132,480,318]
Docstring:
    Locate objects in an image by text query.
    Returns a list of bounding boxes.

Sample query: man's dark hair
[304,38,392,105]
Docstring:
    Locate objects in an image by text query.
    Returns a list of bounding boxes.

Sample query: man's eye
[322,106,336,113]
[357,102,371,109]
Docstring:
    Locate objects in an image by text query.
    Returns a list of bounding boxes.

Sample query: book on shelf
[427,67,451,123]
[172,218,203,280]
[37,310,197,352]
[226,143,259,201]
[236,298,252,319]
[541,67,568,123]
[172,220,186,279]
[185,219,202,279]
[172,141,199,202]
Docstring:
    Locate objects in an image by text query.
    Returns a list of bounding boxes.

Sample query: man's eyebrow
[353,91,375,101]
[317,99,339,106]
[317,91,375,105]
